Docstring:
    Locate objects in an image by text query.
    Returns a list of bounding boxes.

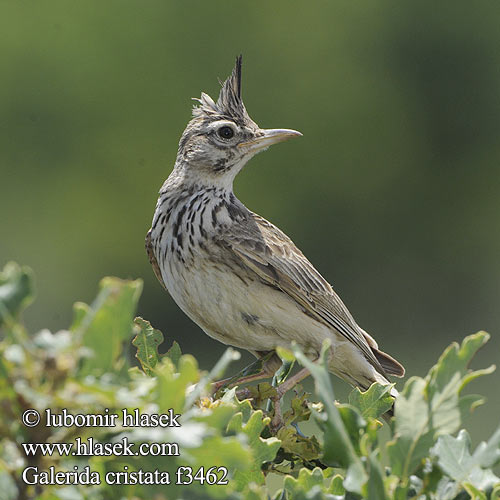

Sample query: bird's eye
[218,126,235,140]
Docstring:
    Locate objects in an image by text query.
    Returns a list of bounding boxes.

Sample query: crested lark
[146,56,404,398]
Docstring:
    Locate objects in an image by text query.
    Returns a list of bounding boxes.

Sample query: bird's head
[174,56,301,187]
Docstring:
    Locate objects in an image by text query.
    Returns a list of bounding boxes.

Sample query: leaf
[348,382,395,420]
[470,424,500,468]
[183,435,252,475]
[276,346,295,363]
[337,403,367,453]
[227,409,281,489]
[75,277,143,375]
[274,358,295,385]
[491,483,500,500]
[277,426,322,462]
[283,392,312,426]
[387,377,434,477]
[292,341,367,494]
[329,473,345,495]
[363,450,387,500]
[194,398,238,430]
[156,354,200,413]
[166,340,182,368]
[431,428,500,491]
[459,394,487,419]
[427,331,491,393]
[387,332,494,480]
[132,317,164,376]
[0,262,34,327]
[434,476,461,500]
[282,467,339,500]
[463,482,487,500]
[425,332,494,435]
[186,347,241,407]
[245,382,277,404]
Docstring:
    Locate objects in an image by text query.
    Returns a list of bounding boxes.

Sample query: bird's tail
[371,347,405,378]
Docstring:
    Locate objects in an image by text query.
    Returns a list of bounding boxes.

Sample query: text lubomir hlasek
[43,408,181,428]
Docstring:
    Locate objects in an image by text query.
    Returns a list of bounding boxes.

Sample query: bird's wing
[217,213,385,375]
[145,229,167,290]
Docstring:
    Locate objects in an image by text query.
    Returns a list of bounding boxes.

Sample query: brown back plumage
[217,212,405,379]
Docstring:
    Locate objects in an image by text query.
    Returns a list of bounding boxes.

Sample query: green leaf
[427,331,491,393]
[2,264,498,499]
[337,403,367,453]
[292,341,367,494]
[274,358,295,386]
[387,377,433,477]
[459,394,487,420]
[194,399,238,430]
[277,426,322,461]
[132,317,164,376]
[348,382,395,420]
[387,332,494,480]
[472,425,500,468]
[245,382,277,404]
[156,354,199,413]
[166,340,182,368]
[276,346,295,363]
[227,409,281,489]
[431,428,500,491]
[434,476,461,500]
[463,482,487,500]
[75,277,143,375]
[186,347,241,407]
[329,473,345,495]
[425,332,494,435]
[183,434,252,476]
[283,392,312,426]
[0,262,34,327]
[491,483,500,500]
[282,467,341,499]
[363,450,388,500]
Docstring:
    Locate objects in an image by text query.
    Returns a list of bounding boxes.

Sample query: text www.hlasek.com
[22,437,179,457]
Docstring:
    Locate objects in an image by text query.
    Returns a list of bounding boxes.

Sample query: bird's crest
[193,55,251,123]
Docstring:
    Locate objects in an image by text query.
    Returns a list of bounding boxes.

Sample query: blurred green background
[1,1,498,443]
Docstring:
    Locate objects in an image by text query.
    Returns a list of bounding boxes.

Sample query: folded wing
[217,213,405,378]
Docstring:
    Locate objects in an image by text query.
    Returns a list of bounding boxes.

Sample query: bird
[146,56,404,402]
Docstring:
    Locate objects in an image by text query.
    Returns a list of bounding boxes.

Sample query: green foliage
[431,428,500,495]
[386,333,495,486]
[0,262,499,499]
[0,262,34,328]
[348,383,395,420]
[132,317,164,375]
[76,276,143,376]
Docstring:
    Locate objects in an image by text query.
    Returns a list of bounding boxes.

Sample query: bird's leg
[212,370,270,393]
[212,351,280,395]
[269,367,311,430]
[270,393,283,430]
[275,367,311,398]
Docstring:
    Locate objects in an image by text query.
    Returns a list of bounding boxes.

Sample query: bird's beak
[238,128,302,153]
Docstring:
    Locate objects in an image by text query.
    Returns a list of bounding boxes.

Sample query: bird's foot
[270,394,284,432]
[268,367,311,432]
[211,352,277,396]
[275,367,310,399]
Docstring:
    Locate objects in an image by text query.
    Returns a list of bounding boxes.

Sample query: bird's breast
[148,187,340,355]
[149,187,247,307]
